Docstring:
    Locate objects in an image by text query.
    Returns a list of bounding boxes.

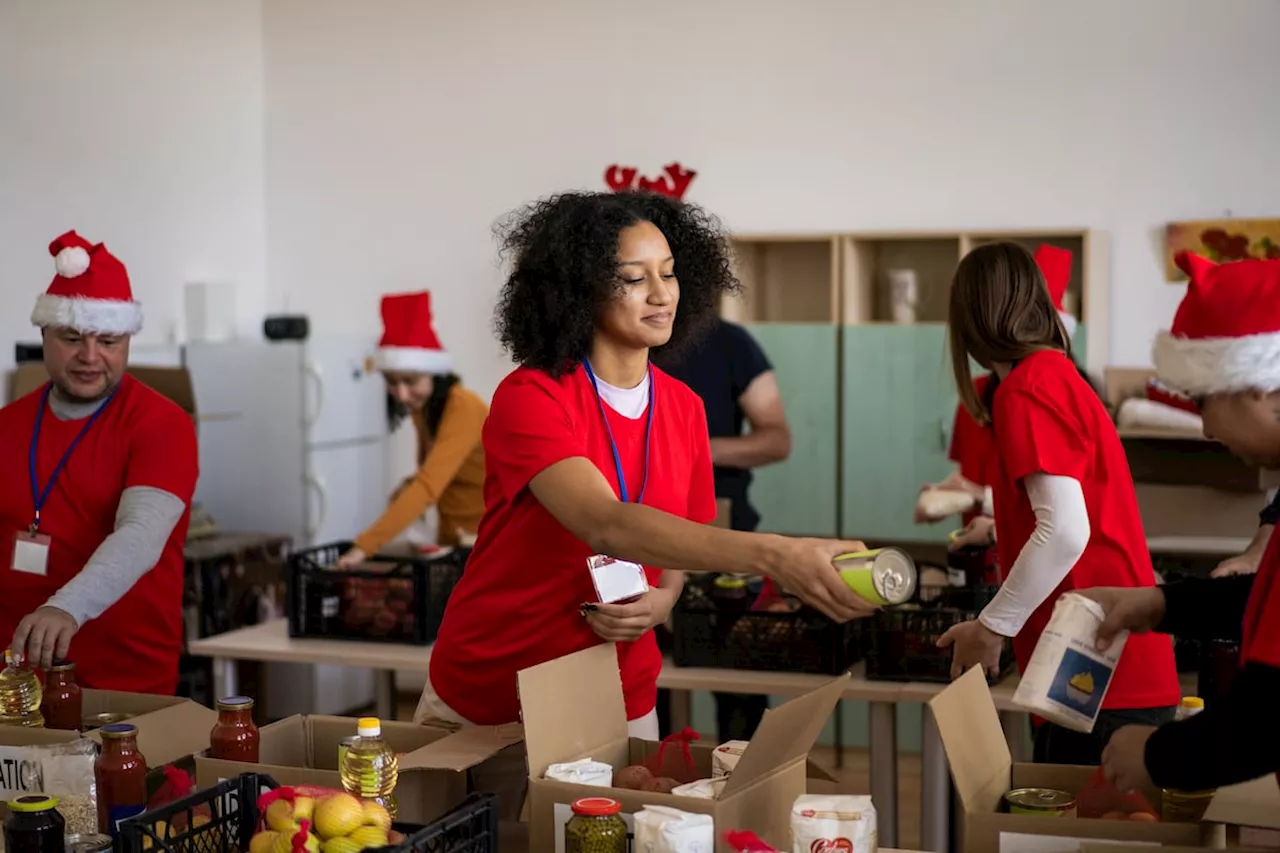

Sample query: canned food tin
[834,548,917,606]
[1004,788,1077,817]
[80,712,134,732]
[338,735,359,768]
[65,833,113,853]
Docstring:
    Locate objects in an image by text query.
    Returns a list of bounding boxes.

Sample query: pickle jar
[564,797,626,853]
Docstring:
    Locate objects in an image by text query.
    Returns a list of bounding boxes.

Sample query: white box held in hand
[587,554,649,604]
[1013,592,1127,733]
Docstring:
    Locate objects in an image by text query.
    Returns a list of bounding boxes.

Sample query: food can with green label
[1004,787,1077,817]
[834,547,917,606]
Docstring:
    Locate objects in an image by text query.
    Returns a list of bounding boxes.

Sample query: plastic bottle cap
[571,797,621,816]
[357,717,381,737]
[8,795,58,812]
[1181,696,1205,710]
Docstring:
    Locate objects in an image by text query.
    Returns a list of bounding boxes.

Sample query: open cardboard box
[519,644,847,853]
[930,667,1223,853]
[0,690,217,806]
[9,361,197,424]
[194,714,521,825]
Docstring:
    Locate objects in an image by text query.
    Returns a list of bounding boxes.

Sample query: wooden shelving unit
[718,228,1106,543]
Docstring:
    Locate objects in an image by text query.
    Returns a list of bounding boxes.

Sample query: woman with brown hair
[937,242,1180,765]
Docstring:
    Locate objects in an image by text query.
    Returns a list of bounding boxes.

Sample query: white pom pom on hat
[54,246,91,278]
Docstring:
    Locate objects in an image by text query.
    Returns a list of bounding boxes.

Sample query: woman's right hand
[768,537,881,623]
[336,547,367,569]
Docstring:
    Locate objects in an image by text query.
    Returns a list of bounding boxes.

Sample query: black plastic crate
[864,584,1016,684]
[119,773,498,853]
[288,541,470,645]
[671,576,863,675]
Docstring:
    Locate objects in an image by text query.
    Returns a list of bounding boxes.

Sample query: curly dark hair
[494,191,739,376]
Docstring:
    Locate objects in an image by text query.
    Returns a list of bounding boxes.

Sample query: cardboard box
[194,714,521,825]
[519,644,847,853]
[9,362,197,426]
[0,690,217,803]
[931,667,1221,853]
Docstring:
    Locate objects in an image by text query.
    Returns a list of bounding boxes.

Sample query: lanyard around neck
[582,360,655,505]
[29,383,116,532]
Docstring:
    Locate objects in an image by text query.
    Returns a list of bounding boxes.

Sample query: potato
[1100,811,1126,821]
[650,777,680,793]
[1128,811,1157,822]
[613,765,653,790]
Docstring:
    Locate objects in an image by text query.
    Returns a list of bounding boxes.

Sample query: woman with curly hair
[416,192,873,803]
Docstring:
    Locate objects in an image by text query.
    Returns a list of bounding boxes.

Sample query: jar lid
[571,797,621,817]
[100,723,138,739]
[713,576,747,590]
[50,658,75,671]
[8,794,58,812]
[216,695,255,710]
[1181,696,1205,710]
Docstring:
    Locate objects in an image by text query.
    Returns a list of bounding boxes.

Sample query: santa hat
[1034,244,1076,340]
[374,291,452,374]
[1152,252,1280,397]
[31,230,142,335]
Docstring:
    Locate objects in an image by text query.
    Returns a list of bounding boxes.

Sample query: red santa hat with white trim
[375,291,452,374]
[1153,252,1280,397]
[1034,244,1076,340]
[31,230,142,336]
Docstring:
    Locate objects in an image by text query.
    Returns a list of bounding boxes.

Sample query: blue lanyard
[582,360,655,504]
[28,384,115,532]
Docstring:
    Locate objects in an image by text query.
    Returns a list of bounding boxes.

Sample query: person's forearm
[709,427,791,469]
[595,502,785,577]
[45,487,185,625]
[355,479,435,555]
[979,474,1088,637]
[1244,523,1274,555]
[1155,575,1254,640]
[1145,662,1280,790]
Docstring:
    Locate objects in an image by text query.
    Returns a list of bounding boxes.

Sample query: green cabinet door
[841,325,959,543]
[742,324,839,537]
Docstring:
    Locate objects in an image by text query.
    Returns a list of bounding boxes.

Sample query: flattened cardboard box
[194,714,521,825]
[0,690,217,808]
[519,644,848,853]
[930,667,1223,853]
[10,362,197,422]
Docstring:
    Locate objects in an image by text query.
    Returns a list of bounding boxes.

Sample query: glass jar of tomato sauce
[40,660,82,731]
[209,696,259,763]
[93,723,148,838]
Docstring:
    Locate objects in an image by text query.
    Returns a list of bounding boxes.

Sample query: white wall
[262,0,1280,390]
[0,0,266,371]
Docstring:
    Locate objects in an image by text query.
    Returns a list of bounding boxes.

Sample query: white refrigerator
[184,337,390,716]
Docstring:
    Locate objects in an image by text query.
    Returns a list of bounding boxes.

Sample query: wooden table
[188,619,1034,851]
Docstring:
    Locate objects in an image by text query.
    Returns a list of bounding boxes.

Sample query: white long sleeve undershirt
[978,473,1090,638]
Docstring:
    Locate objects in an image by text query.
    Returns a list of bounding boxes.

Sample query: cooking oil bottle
[1161,696,1215,822]
[339,717,398,818]
[0,649,45,728]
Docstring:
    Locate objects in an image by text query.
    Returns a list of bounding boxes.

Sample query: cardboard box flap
[400,724,524,773]
[928,665,1011,814]
[721,672,849,797]
[1203,774,1280,829]
[11,362,197,417]
[518,644,627,778]
[86,700,218,767]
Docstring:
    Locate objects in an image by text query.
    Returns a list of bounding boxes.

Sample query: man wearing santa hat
[0,230,198,694]
[1082,251,1280,793]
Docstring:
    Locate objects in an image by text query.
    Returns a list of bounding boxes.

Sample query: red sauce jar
[93,723,148,839]
[209,696,259,763]
[40,659,82,731]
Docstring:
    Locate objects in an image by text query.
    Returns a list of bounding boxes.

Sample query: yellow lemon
[265,800,299,835]
[361,801,392,833]
[321,838,363,853]
[293,796,316,822]
[312,793,365,840]
[347,826,389,850]
[249,831,280,853]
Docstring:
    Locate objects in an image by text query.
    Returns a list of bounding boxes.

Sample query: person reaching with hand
[937,242,1180,765]
[1084,252,1280,793]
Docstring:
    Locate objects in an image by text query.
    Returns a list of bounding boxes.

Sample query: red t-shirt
[949,374,996,527]
[0,375,198,693]
[990,351,1180,711]
[1242,529,1280,669]
[430,365,717,725]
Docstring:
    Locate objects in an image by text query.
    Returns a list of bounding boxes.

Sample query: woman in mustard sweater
[338,291,487,566]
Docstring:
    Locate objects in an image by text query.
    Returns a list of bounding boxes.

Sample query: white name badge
[12,532,50,577]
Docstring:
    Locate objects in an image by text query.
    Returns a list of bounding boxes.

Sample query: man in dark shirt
[658,318,792,739]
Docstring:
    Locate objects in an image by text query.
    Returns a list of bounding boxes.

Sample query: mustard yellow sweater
[354,384,487,552]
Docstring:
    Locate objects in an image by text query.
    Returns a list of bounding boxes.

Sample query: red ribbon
[648,725,701,778]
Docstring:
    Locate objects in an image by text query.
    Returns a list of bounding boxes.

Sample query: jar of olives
[564,797,627,853]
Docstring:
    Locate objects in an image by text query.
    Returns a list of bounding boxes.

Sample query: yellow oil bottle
[0,649,45,728]
[339,717,398,818]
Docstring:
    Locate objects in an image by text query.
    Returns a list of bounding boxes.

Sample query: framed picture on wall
[1165,218,1280,280]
